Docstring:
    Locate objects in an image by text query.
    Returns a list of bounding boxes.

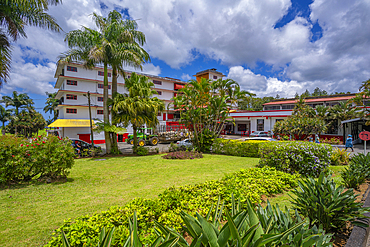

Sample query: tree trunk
[133,125,138,154]
[103,62,112,153]
[110,66,119,153]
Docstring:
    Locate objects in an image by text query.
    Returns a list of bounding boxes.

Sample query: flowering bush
[211,139,266,157]
[321,137,342,145]
[162,150,203,159]
[258,141,332,177]
[0,135,75,184]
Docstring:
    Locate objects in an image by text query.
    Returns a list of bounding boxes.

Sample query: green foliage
[321,137,342,145]
[290,172,370,232]
[62,227,115,247]
[258,141,332,177]
[173,78,248,153]
[162,151,203,159]
[136,146,149,156]
[5,110,46,137]
[0,135,75,184]
[340,153,370,189]
[330,148,350,166]
[211,139,265,158]
[45,167,298,247]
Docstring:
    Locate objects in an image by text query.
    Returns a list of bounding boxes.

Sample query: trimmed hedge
[258,141,332,177]
[45,167,299,247]
[211,139,266,157]
[0,135,75,184]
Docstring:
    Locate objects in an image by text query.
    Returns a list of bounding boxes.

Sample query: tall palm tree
[0,104,11,133]
[44,92,59,121]
[61,10,150,153]
[0,0,62,86]
[111,73,164,153]
[2,91,34,115]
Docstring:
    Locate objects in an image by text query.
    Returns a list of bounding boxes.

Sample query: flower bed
[162,150,203,159]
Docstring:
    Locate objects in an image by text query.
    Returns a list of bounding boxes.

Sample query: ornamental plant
[258,141,332,177]
[341,153,370,189]
[291,172,370,232]
[211,139,265,158]
[162,151,203,159]
[0,135,75,184]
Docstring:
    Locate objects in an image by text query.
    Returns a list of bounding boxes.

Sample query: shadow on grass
[0,177,75,191]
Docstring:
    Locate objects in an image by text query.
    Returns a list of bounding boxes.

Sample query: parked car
[176,139,193,148]
[70,139,102,156]
[244,137,278,141]
[249,131,269,137]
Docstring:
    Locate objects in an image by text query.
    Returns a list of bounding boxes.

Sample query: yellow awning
[48,119,95,128]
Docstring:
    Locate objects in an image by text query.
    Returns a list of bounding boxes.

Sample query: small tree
[173,78,246,152]
[353,79,370,124]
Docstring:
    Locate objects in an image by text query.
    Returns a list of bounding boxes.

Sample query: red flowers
[12,155,15,157]
[20,144,23,147]
[36,143,40,146]
[42,141,46,144]
[27,154,30,156]
[26,145,29,147]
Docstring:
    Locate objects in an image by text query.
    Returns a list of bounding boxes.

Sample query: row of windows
[97,83,111,89]
[65,95,104,101]
[66,108,104,114]
[98,71,111,77]
[67,66,112,78]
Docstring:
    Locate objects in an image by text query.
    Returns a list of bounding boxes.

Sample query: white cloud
[227,66,269,91]
[181,73,191,81]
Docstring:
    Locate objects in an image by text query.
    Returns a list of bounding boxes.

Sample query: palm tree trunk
[103,62,112,153]
[110,66,119,153]
[133,125,138,154]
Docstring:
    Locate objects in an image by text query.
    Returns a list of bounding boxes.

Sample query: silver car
[245,137,278,141]
[176,139,193,148]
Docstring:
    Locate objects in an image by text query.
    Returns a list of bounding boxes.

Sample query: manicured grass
[0,154,258,247]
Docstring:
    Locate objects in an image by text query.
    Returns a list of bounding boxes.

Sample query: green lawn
[0,154,258,247]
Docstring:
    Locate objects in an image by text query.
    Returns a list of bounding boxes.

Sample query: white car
[249,131,269,137]
[244,137,278,141]
[176,139,193,148]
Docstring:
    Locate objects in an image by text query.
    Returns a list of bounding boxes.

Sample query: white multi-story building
[49,62,190,143]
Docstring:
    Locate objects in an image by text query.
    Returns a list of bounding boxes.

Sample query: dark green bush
[162,151,202,159]
[45,167,299,247]
[258,141,332,177]
[136,146,149,156]
[0,135,75,184]
[211,139,265,157]
[341,152,370,189]
[291,172,370,232]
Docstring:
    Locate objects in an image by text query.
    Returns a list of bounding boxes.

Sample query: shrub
[341,153,370,189]
[162,151,202,159]
[0,135,75,184]
[211,139,265,157]
[331,148,350,166]
[136,146,149,156]
[321,137,342,145]
[291,172,370,232]
[258,141,332,177]
[45,167,299,247]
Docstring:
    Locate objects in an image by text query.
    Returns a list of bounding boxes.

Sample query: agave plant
[62,227,115,247]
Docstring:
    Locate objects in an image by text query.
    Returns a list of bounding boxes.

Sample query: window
[66,94,77,100]
[66,108,77,114]
[67,66,77,72]
[153,80,162,85]
[98,84,111,89]
[282,105,295,110]
[157,112,161,116]
[97,97,103,102]
[213,75,218,79]
[156,90,162,95]
[265,105,281,110]
[257,119,264,131]
[67,80,77,86]
[97,110,104,115]
[238,124,246,132]
[98,71,111,77]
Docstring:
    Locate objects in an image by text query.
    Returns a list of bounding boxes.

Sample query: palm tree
[0,0,62,86]
[44,92,59,121]
[0,104,11,134]
[111,73,164,153]
[2,91,34,115]
[61,10,150,153]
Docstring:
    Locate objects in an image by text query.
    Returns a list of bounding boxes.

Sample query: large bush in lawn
[0,135,75,184]
[211,139,266,157]
[258,141,332,177]
[45,167,299,247]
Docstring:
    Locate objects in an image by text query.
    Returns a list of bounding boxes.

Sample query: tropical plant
[0,104,11,130]
[328,101,361,123]
[290,172,370,232]
[0,0,62,85]
[111,72,164,154]
[62,227,115,247]
[341,153,370,189]
[5,109,46,137]
[1,91,34,115]
[44,92,59,121]
[330,148,350,166]
[61,10,149,154]
[353,78,370,124]
[173,78,247,152]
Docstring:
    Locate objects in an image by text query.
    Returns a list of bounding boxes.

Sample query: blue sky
[1,0,370,120]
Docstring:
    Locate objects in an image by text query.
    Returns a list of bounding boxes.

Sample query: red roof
[263,95,355,105]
